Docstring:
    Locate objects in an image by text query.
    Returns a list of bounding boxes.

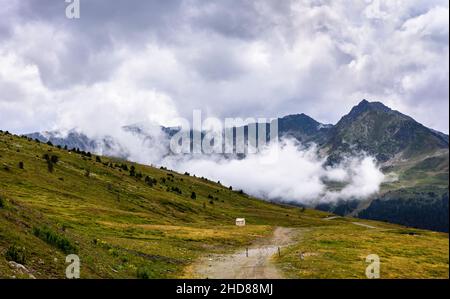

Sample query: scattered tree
[129,165,136,177]
[0,195,5,208]
[50,155,59,164]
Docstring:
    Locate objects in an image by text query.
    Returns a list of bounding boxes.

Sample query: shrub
[191,192,197,199]
[5,244,27,264]
[18,161,24,169]
[51,155,59,164]
[0,195,5,208]
[145,176,157,187]
[129,166,136,177]
[170,187,182,194]
[136,266,152,279]
[46,141,53,146]
[96,156,102,163]
[32,226,77,254]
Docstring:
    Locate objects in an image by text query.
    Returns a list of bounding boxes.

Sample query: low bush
[32,226,77,254]
[136,266,152,279]
[5,244,26,264]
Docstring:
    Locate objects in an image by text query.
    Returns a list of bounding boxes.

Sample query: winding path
[193,227,296,279]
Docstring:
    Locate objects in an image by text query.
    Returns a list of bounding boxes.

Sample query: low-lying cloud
[114,132,385,205]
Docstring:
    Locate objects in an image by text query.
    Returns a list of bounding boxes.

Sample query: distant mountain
[24,100,449,231]
[324,100,449,163]
[25,130,129,158]
[277,113,332,145]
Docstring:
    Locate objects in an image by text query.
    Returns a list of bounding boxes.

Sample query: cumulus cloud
[0,0,448,135]
[159,139,385,205]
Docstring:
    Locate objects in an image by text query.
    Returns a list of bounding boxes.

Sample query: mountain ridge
[22,100,449,231]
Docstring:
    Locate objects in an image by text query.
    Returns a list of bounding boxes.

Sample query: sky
[0,0,449,135]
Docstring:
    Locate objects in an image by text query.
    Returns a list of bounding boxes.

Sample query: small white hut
[235,218,246,226]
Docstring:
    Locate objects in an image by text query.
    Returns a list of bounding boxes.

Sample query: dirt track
[193,227,296,279]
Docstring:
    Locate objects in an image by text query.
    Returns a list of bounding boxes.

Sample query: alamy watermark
[66,254,80,279]
[65,0,80,19]
[365,254,380,279]
[169,110,279,156]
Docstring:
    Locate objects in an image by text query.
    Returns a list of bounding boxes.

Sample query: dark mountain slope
[325,100,448,162]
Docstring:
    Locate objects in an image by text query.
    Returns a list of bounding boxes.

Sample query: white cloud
[161,139,385,205]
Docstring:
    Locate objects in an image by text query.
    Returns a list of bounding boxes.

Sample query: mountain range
[25,100,449,232]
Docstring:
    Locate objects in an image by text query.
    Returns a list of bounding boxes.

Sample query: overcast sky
[0,0,448,135]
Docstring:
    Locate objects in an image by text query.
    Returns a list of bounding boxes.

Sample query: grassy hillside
[0,130,448,278]
[275,218,449,278]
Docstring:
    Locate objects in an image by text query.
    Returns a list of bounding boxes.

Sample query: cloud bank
[157,139,384,205]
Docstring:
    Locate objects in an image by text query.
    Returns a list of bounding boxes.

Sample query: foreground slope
[0,131,448,278]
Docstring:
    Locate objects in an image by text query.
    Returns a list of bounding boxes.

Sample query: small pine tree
[50,155,59,164]
[18,162,24,169]
[191,192,197,199]
[0,195,5,208]
[96,156,102,163]
[129,165,136,177]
